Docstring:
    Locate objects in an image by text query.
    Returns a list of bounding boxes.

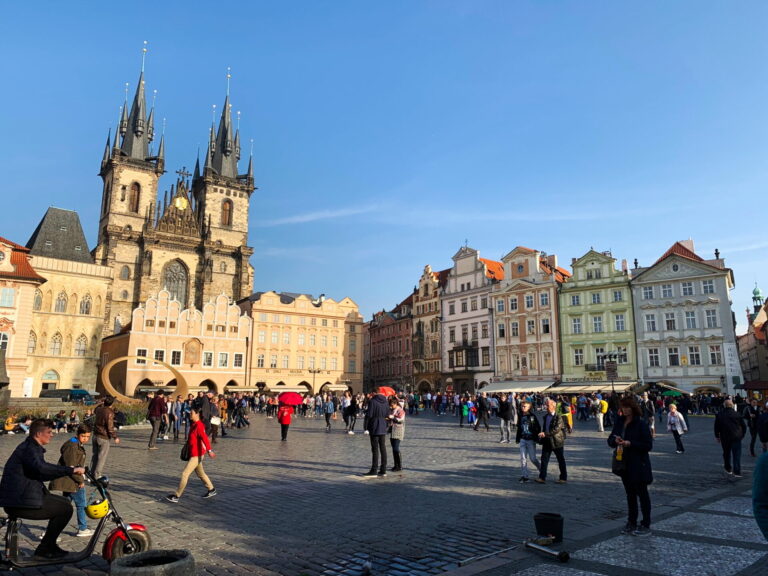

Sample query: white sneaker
[6,431,14,435]
[163,435,169,440]
[364,430,369,435]
[76,528,94,538]
[348,431,355,435]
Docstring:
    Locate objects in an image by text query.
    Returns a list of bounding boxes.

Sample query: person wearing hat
[147,390,168,450]
[515,397,541,483]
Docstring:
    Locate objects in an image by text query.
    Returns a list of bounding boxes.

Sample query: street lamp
[309,368,321,395]
[597,351,619,394]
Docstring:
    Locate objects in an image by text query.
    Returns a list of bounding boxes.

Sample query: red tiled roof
[479,258,504,281]
[0,236,45,283]
[538,257,571,283]
[654,241,704,266]
[432,268,451,288]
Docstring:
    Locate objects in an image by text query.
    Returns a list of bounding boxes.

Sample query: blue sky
[2,1,767,333]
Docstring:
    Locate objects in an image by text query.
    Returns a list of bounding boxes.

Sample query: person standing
[608,396,654,536]
[498,394,514,443]
[165,407,217,503]
[364,389,390,477]
[91,396,119,478]
[754,452,768,540]
[515,398,541,483]
[347,393,358,435]
[171,395,184,440]
[323,394,335,432]
[388,396,406,471]
[277,402,294,441]
[147,389,167,450]
[597,397,608,432]
[640,393,656,438]
[474,391,491,431]
[535,399,567,484]
[50,424,92,537]
[666,403,688,453]
[744,399,761,457]
[715,398,747,478]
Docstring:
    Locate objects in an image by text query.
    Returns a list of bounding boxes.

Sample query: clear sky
[2,1,767,333]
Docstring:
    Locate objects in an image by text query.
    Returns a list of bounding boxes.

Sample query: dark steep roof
[26,207,93,263]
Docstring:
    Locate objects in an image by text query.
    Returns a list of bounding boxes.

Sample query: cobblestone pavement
[0,411,766,575]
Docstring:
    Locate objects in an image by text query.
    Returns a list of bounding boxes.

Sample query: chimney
[621,259,628,272]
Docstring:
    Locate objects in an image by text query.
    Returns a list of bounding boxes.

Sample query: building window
[702,279,714,294]
[481,297,488,309]
[613,290,623,302]
[128,183,140,213]
[27,332,36,354]
[449,302,455,315]
[74,335,87,357]
[688,346,701,366]
[481,347,490,366]
[331,357,338,370]
[528,353,537,370]
[349,359,357,372]
[449,328,455,343]
[571,294,581,306]
[661,284,673,298]
[309,357,315,369]
[309,334,316,346]
[171,350,182,366]
[510,322,519,337]
[258,330,266,344]
[79,294,92,315]
[681,282,694,296]
[525,295,534,308]
[665,312,676,331]
[55,292,68,313]
[592,315,603,333]
[154,349,165,362]
[594,347,605,368]
[471,325,478,340]
[231,353,243,368]
[512,353,521,370]
[283,333,290,345]
[49,333,62,355]
[496,300,504,313]
[642,286,654,300]
[498,323,506,338]
[510,297,518,311]
[574,348,584,366]
[134,348,147,365]
[645,314,657,332]
[321,335,328,347]
[481,323,488,339]
[470,299,478,311]
[461,325,468,341]
[648,348,660,367]
[297,356,304,369]
[163,260,188,306]
[572,317,582,334]
[271,332,278,344]
[221,199,233,227]
[320,357,326,370]
[218,353,228,368]
[617,345,628,364]
[542,318,550,334]
[709,345,723,364]
[591,293,601,304]
[33,289,43,311]
[668,347,680,367]
[685,311,697,329]
[614,314,625,331]
[120,266,130,280]
[270,355,277,368]
[0,288,15,307]
[526,320,535,335]
[281,355,289,369]
[705,309,718,328]
[256,354,264,368]
[540,293,549,307]
[461,300,468,313]
[543,350,553,370]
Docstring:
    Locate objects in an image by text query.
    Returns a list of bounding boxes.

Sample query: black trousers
[621,477,651,528]
[369,434,387,472]
[148,416,162,447]
[539,446,567,481]
[5,493,72,551]
[280,423,289,440]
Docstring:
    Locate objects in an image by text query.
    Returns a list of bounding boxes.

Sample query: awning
[551,381,638,395]
[741,381,768,391]
[651,382,692,395]
[481,381,555,394]
[266,386,313,394]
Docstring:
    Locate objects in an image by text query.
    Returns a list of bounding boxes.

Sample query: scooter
[0,468,151,568]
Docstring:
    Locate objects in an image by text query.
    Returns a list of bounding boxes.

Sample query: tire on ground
[109,549,195,576]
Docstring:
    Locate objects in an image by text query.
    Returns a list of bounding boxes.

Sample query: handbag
[611,448,626,475]
[210,416,222,426]
[180,443,191,461]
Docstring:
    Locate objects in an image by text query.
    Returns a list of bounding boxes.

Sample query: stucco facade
[368,296,413,393]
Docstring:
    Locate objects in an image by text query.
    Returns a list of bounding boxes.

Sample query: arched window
[120,266,130,280]
[49,333,62,356]
[221,199,233,227]
[74,335,87,357]
[163,260,188,306]
[128,183,140,213]
[79,294,92,315]
[33,289,43,311]
[54,292,68,313]
[102,184,111,215]
[0,333,9,351]
[27,332,37,354]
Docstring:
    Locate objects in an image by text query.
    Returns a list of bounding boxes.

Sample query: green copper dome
[753,283,763,299]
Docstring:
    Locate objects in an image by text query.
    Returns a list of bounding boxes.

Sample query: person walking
[608,395,654,536]
[535,399,567,484]
[744,399,761,457]
[666,403,688,453]
[323,394,335,432]
[640,392,656,438]
[498,393,514,443]
[165,407,216,503]
[388,396,406,471]
[754,452,768,540]
[147,389,167,450]
[91,396,119,478]
[277,402,294,441]
[715,398,747,479]
[474,391,491,431]
[597,397,608,432]
[516,398,541,483]
[364,389,390,477]
[50,424,92,537]
[347,393,358,435]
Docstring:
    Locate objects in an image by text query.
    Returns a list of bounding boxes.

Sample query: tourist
[277,402,294,441]
[147,389,167,450]
[323,394,335,432]
[91,396,119,478]
[744,398,760,457]
[50,424,92,537]
[388,396,406,471]
[608,395,654,537]
[516,398,541,483]
[666,403,688,454]
[165,407,216,503]
[754,452,768,540]
[498,393,514,443]
[640,393,656,438]
[715,398,747,479]
[364,388,389,477]
[535,399,567,484]
[473,391,491,431]
[66,410,80,433]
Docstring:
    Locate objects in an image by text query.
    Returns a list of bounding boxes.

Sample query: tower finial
[141,40,148,72]
[250,138,254,156]
[152,89,157,108]
[162,117,166,136]
[226,66,231,96]
[237,110,241,130]
[212,104,216,123]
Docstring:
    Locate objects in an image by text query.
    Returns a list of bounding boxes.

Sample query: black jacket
[715,408,746,442]
[498,400,512,421]
[0,437,72,509]
[540,411,566,450]
[365,394,390,436]
[608,416,653,485]
[516,411,541,442]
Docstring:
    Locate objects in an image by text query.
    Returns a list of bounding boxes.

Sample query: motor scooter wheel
[108,529,152,561]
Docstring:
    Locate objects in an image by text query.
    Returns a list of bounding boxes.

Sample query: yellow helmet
[85,498,110,519]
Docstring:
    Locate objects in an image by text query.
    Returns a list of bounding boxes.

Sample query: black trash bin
[534,512,564,543]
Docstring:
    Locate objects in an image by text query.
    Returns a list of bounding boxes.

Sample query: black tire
[109,528,152,562]
[110,549,195,576]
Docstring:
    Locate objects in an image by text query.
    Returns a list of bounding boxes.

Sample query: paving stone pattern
[0,412,765,576]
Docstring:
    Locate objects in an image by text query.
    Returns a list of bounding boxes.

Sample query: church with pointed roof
[93,63,255,336]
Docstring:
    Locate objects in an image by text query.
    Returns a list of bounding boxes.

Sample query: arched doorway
[41,370,59,391]
[200,379,218,394]
[417,380,432,395]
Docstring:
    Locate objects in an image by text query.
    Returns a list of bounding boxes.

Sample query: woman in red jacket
[165,407,216,503]
[277,403,294,441]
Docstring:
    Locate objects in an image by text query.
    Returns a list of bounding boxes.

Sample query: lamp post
[309,368,321,395]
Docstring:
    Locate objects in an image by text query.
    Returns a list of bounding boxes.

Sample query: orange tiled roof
[654,241,704,266]
[538,256,571,283]
[0,236,45,283]
[479,258,504,281]
[432,268,451,288]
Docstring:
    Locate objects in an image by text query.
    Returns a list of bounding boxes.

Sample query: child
[50,425,93,537]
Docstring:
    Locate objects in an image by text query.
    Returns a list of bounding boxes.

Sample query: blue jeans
[519,438,540,479]
[65,488,87,531]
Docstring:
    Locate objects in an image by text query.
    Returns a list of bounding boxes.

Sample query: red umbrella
[377,386,396,397]
[278,391,304,406]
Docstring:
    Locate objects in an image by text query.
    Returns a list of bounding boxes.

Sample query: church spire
[101,130,111,170]
[120,42,151,161]
[207,68,239,179]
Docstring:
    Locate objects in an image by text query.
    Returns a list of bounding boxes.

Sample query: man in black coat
[364,390,390,477]
[474,391,491,431]
[535,399,568,484]
[715,399,747,478]
[0,419,86,559]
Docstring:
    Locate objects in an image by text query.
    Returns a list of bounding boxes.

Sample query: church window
[33,290,43,311]
[79,294,92,315]
[163,260,188,306]
[220,262,227,273]
[128,183,140,213]
[221,200,233,227]
[120,291,129,300]
[27,332,37,354]
[120,266,130,280]
[74,335,87,357]
[54,292,68,313]
[49,333,63,356]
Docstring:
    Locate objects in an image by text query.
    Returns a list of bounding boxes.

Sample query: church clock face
[173,196,188,210]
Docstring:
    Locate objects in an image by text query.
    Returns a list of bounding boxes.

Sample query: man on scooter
[0,419,86,560]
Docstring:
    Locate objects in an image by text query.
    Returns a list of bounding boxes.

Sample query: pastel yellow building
[238,292,364,395]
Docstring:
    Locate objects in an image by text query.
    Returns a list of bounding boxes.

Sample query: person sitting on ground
[4,413,18,434]
[0,418,86,559]
[66,410,80,434]
[53,410,68,434]
[17,416,33,434]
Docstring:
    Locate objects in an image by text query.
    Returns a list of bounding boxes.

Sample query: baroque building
[411,264,449,394]
[558,249,637,386]
[93,63,255,336]
[367,296,413,393]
